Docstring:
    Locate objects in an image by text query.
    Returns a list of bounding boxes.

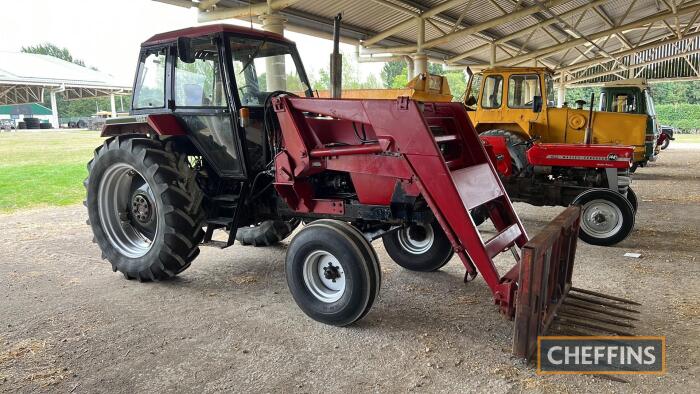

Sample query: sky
[0,0,383,85]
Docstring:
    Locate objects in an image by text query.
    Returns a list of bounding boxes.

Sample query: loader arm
[273,96,638,359]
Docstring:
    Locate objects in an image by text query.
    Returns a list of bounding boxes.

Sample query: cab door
[504,73,542,133]
[477,74,505,124]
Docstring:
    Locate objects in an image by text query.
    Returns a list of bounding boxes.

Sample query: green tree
[21,43,87,67]
[381,61,407,88]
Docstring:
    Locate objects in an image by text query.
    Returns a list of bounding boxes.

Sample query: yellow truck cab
[464,67,649,166]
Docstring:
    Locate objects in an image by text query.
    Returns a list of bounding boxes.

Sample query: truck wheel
[382,220,454,272]
[625,188,638,213]
[235,218,300,246]
[481,129,528,171]
[660,138,670,150]
[572,189,635,247]
[286,220,380,326]
[85,137,205,281]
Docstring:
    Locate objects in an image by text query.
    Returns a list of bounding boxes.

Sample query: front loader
[85,24,639,360]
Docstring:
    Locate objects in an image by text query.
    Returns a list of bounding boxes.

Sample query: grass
[0,131,104,212]
[675,134,700,143]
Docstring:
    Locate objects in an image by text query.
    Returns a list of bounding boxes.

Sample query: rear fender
[101,114,186,137]
[480,136,513,177]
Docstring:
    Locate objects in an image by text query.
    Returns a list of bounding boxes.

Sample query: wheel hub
[581,199,623,238]
[131,194,152,223]
[397,223,435,255]
[302,250,346,303]
[323,262,341,282]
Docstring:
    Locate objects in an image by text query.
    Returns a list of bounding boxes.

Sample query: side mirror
[532,95,543,113]
[465,95,477,106]
[177,37,196,64]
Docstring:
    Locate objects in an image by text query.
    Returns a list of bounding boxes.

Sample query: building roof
[0,103,52,116]
[165,0,700,85]
[0,52,132,105]
[0,52,130,89]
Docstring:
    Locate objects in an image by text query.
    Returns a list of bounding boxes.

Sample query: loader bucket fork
[272,96,639,359]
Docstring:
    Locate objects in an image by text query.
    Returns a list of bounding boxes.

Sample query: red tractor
[85,24,638,359]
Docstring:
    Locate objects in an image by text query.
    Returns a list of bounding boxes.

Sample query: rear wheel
[382,220,454,272]
[286,220,380,326]
[573,188,635,246]
[235,218,301,246]
[85,136,205,280]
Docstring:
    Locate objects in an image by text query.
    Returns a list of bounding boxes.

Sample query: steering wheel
[514,135,541,148]
[238,84,257,104]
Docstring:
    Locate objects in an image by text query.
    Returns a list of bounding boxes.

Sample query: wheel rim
[302,250,346,303]
[97,163,158,258]
[580,199,623,239]
[397,223,434,255]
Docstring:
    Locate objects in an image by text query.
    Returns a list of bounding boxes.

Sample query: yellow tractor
[314,73,454,102]
[464,67,652,169]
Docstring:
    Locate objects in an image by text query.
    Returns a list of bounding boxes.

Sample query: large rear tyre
[572,188,635,247]
[660,137,671,150]
[481,129,528,171]
[85,136,205,281]
[382,220,454,272]
[286,220,380,326]
[235,218,301,246]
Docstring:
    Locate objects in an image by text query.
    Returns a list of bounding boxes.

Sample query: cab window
[599,92,608,111]
[481,75,503,109]
[544,74,555,106]
[613,93,636,113]
[507,74,540,108]
[174,39,226,107]
[465,73,482,109]
[229,36,310,106]
[133,49,166,109]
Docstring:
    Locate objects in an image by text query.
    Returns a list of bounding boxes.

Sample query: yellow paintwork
[314,73,453,102]
[466,67,647,163]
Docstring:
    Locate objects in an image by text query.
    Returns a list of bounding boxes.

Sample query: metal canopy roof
[0,52,131,105]
[157,0,700,85]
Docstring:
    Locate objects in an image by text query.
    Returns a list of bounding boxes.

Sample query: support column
[412,17,427,77]
[490,43,497,67]
[110,93,117,118]
[405,56,414,81]
[50,90,59,129]
[260,13,287,91]
[557,73,567,107]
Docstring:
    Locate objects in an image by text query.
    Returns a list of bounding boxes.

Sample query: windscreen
[229,36,311,106]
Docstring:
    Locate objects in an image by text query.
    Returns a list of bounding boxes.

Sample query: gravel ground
[1,146,698,393]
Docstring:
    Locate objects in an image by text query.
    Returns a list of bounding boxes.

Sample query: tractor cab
[129,24,313,178]
[598,79,660,161]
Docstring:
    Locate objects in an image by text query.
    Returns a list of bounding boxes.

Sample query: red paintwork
[272,96,555,316]
[526,143,633,169]
[480,136,513,176]
[142,24,292,47]
[146,114,187,136]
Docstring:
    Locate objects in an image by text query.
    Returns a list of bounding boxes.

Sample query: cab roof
[142,24,293,47]
[479,66,553,74]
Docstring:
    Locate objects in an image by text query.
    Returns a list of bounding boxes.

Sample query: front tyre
[382,220,454,272]
[286,220,380,326]
[85,137,205,281]
[573,188,635,247]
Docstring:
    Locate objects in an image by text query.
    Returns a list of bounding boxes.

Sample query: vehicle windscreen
[229,36,311,106]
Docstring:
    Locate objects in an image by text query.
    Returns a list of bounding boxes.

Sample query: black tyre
[572,188,635,247]
[286,220,380,326]
[85,136,205,281]
[481,129,528,171]
[235,218,301,246]
[17,122,26,129]
[77,119,87,129]
[382,220,454,272]
[39,122,51,129]
[660,138,670,150]
[625,187,638,213]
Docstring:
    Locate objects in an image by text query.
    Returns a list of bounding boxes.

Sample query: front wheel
[382,220,454,272]
[625,188,638,213]
[286,220,380,326]
[572,189,635,247]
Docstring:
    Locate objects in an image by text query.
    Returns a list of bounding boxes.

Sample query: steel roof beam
[495,2,700,66]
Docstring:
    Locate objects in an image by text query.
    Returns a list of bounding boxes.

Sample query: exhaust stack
[330,13,342,99]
